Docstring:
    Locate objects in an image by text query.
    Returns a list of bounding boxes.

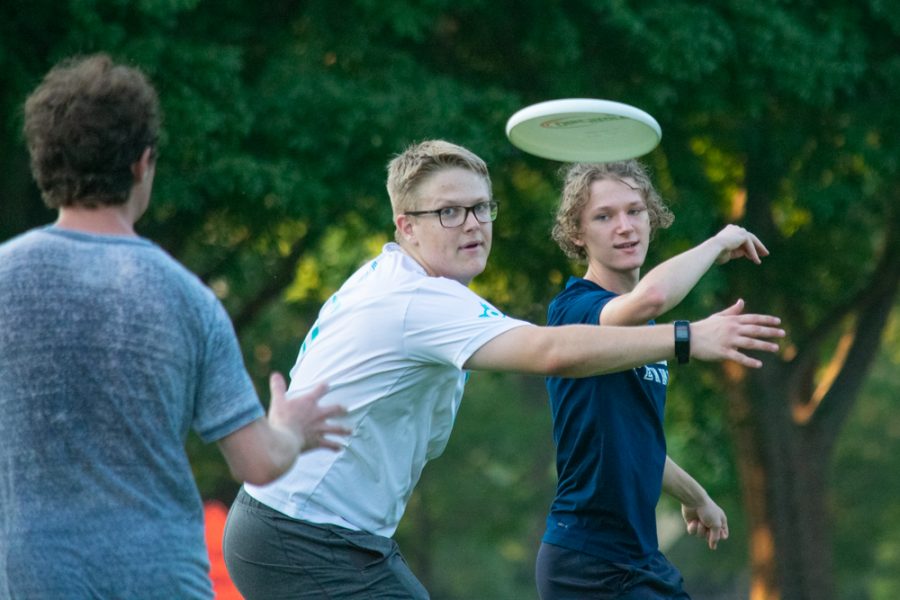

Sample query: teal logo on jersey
[478,303,505,319]
[299,324,320,355]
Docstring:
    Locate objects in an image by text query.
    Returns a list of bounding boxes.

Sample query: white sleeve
[402,277,530,369]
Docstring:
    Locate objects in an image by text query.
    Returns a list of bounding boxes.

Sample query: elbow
[541,357,569,378]
[637,286,668,319]
[539,345,586,378]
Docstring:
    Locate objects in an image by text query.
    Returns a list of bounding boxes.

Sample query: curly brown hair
[23,53,160,209]
[552,161,674,262]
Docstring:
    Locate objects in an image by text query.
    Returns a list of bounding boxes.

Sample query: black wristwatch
[674,320,690,365]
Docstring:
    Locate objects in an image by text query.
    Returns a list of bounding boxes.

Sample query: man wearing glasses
[222,140,785,599]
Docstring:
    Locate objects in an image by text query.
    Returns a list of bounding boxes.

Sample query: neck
[56,204,137,236]
[397,243,437,278]
[583,263,639,294]
[395,242,474,286]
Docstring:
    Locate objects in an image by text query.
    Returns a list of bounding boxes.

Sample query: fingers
[687,519,720,550]
[706,519,730,550]
[726,320,786,368]
[735,320,786,351]
[716,226,768,265]
[741,232,768,264]
[742,238,761,264]
[737,313,782,327]
[727,350,764,369]
[713,298,745,317]
[751,233,769,258]
[269,372,288,399]
[695,522,710,539]
[690,513,729,550]
[317,424,353,451]
[318,438,345,451]
[267,375,350,453]
[300,423,349,453]
[705,522,722,550]
[301,395,348,452]
[692,308,786,367]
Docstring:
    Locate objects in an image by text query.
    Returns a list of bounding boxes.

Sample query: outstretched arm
[602,225,768,326]
[218,373,349,486]
[663,456,729,550]
[465,299,783,377]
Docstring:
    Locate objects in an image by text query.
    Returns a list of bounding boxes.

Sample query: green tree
[3,2,900,598]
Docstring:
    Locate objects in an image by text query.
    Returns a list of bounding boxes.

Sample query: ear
[395,214,418,245]
[130,147,154,182]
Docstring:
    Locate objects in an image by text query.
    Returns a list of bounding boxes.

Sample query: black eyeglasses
[405,200,499,228]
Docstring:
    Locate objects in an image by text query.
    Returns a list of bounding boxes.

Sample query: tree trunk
[726,363,838,600]
[731,120,900,598]
[726,217,899,599]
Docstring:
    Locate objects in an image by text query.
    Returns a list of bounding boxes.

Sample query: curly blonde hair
[552,161,673,262]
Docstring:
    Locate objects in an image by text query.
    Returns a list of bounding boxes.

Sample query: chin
[460,264,487,284]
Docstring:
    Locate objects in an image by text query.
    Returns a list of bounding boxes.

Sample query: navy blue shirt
[543,277,668,563]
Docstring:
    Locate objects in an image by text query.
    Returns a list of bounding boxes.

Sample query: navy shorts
[535,542,691,599]
[223,488,430,599]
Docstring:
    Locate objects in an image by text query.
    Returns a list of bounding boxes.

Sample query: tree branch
[231,234,313,335]
[786,201,899,413]
[808,203,900,445]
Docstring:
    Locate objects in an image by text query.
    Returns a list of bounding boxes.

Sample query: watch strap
[674,320,690,365]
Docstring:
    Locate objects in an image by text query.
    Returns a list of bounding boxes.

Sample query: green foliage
[2,1,899,597]
[831,308,900,600]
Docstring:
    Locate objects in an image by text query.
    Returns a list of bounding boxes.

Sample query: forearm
[662,455,709,507]
[218,419,304,486]
[257,422,304,479]
[465,322,676,377]
[467,305,783,375]
[633,238,721,316]
[542,323,677,377]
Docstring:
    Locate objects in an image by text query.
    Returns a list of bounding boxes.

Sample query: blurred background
[2,1,898,598]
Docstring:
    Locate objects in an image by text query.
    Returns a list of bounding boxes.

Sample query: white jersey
[245,243,529,537]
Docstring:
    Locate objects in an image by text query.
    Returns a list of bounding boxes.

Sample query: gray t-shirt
[0,226,264,599]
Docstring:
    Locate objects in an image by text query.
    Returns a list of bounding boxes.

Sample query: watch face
[675,323,689,341]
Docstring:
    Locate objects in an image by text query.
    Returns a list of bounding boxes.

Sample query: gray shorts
[222,488,430,599]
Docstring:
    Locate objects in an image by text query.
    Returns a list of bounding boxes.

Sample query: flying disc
[505,98,661,162]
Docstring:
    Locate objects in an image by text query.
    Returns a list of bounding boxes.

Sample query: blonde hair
[386,140,491,216]
[552,161,674,262]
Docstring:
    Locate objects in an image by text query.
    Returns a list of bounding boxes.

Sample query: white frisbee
[505,98,662,162]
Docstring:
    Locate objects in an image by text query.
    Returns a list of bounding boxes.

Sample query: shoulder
[0,227,55,257]
[548,277,616,324]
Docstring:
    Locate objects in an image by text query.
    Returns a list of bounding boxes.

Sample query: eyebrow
[591,199,647,212]
[430,197,491,209]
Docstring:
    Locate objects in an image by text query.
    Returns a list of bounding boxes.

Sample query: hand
[711,225,769,265]
[682,500,729,550]
[690,299,785,368]
[267,372,349,453]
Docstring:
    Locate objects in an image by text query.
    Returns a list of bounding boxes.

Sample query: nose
[462,207,482,230]
[615,212,634,232]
